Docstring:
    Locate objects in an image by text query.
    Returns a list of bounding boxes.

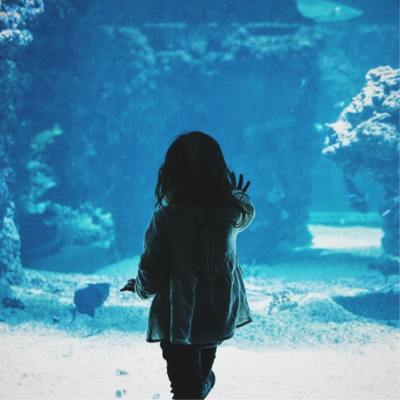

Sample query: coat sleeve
[232,190,255,231]
[135,209,170,300]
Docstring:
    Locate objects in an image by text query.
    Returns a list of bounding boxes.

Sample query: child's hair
[155,131,249,226]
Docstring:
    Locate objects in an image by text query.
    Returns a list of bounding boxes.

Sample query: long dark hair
[155,131,249,226]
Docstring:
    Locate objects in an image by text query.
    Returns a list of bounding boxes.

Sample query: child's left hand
[120,279,136,293]
[231,172,251,193]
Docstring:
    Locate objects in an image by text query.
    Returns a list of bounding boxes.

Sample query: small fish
[30,124,63,155]
[268,292,307,315]
[70,283,110,322]
[344,177,369,213]
[296,0,363,22]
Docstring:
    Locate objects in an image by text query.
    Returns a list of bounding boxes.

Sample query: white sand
[0,323,398,400]
[0,225,399,400]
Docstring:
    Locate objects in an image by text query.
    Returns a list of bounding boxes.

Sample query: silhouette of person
[121,131,255,399]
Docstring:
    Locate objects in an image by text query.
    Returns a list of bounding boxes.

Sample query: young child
[121,131,255,399]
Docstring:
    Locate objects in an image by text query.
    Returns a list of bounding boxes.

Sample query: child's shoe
[201,371,215,399]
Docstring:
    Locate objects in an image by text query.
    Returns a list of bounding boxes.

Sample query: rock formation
[0,0,44,292]
[13,0,322,262]
[2,0,398,272]
[324,66,399,274]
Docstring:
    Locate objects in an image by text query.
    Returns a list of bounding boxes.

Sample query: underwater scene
[0,0,399,399]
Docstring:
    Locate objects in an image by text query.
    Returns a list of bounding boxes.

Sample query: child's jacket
[135,190,255,345]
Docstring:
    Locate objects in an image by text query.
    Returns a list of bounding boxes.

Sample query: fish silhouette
[268,291,307,315]
[70,283,110,322]
[30,124,63,155]
[296,0,363,22]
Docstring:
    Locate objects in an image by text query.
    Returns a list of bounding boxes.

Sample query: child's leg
[200,346,217,380]
[160,341,203,399]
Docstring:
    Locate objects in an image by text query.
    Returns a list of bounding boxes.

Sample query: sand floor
[1,225,399,400]
[0,323,399,400]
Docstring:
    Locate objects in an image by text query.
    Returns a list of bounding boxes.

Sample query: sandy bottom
[0,324,399,400]
[0,225,399,400]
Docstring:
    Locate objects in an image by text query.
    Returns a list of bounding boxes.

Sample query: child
[121,131,255,399]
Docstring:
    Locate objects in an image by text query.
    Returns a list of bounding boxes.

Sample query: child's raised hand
[231,172,250,193]
[120,279,136,293]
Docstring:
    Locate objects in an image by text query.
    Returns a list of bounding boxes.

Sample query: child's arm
[233,190,255,231]
[230,171,255,230]
[134,210,170,300]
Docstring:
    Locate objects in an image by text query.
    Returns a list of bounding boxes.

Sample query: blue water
[12,0,398,269]
[0,1,399,398]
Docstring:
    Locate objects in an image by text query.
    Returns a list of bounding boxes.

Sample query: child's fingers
[120,283,135,292]
[243,181,250,192]
[238,174,243,190]
[231,172,237,188]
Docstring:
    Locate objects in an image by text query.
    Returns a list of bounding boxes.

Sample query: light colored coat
[135,190,255,345]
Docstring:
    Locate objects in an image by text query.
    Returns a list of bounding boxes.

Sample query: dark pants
[160,341,218,399]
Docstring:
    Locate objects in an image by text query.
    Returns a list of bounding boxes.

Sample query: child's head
[155,131,249,225]
[155,131,229,205]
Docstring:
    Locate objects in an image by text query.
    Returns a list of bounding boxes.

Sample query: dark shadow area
[333,291,400,320]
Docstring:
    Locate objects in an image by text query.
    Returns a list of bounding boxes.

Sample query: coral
[0,0,44,59]
[17,155,116,266]
[1,0,44,26]
[20,159,58,212]
[0,0,43,283]
[0,59,19,285]
[12,5,322,262]
[0,59,17,168]
[0,28,32,58]
[0,200,22,279]
[323,66,399,262]
[69,202,115,247]
[18,200,116,271]
[99,25,157,90]
[315,23,399,135]
[221,23,321,60]
[18,126,62,213]
[0,170,9,219]
[323,66,399,187]
[145,22,321,76]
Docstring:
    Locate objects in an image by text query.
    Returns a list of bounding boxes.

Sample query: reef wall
[324,66,399,274]
[0,0,44,291]
[11,0,321,266]
[2,0,399,272]
[0,0,44,299]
